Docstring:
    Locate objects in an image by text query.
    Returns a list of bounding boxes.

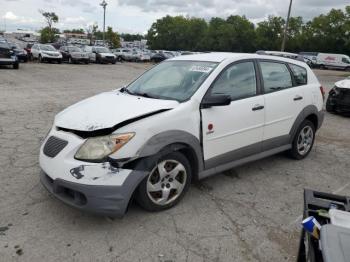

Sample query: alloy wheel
[146,160,187,206]
[297,126,314,156]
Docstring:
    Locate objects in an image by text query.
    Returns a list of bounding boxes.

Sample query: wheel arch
[289,105,324,143]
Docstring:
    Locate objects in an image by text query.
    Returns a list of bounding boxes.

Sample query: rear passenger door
[258,60,306,148]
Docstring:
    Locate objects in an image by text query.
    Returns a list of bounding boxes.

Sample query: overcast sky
[1,0,349,34]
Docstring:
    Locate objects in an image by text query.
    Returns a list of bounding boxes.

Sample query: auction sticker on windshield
[190,65,214,73]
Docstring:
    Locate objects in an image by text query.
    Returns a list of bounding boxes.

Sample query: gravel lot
[0,63,349,262]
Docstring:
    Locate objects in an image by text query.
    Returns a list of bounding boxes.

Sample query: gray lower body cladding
[40,170,148,217]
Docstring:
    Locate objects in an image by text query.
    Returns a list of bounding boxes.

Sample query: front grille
[43,136,68,158]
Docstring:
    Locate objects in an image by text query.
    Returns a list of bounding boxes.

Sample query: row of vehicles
[258,50,350,71]
[10,42,183,65]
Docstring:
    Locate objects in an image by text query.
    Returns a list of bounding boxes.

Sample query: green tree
[105,27,120,48]
[40,27,60,43]
[39,10,59,43]
[256,16,285,50]
[63,28,85,34]
[120,33,144,42]
[147,15,207,51]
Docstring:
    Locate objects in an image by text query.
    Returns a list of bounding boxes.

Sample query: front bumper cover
[40,168,147,217]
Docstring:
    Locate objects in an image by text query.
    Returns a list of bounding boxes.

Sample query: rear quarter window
[289,64,307,86]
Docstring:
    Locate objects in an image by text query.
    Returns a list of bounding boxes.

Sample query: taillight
[320,86,325,101]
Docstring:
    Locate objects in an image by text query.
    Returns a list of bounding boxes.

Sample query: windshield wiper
[120,87,158,99]
[132,92,159,99]
[120,87,135,95]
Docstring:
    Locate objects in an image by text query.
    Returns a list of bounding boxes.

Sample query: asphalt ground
[0,62,349,261]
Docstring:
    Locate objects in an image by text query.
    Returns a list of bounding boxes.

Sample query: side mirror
[201,94,231,109]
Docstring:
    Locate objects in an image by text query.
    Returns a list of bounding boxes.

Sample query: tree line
[146,6,350,55]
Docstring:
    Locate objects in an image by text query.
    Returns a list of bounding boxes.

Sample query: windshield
[41,45,56,51]
[95,47,110,53]
[68,46,82,52]
[126,61,218,102]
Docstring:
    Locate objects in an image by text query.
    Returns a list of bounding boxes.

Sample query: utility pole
[100,0,107,46]
[281,0,293,52]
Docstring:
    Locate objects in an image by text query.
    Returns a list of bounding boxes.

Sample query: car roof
[170,52,308,66]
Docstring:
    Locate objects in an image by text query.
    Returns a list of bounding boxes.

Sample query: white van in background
[317,53,350,71]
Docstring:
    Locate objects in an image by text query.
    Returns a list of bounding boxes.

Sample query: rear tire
[13,62,19,69]
[135,151,191,212]
[289,120,316,160]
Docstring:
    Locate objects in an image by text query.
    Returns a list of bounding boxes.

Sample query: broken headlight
[75,133,135,161]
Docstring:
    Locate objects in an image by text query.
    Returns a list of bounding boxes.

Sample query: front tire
[13,62,19,69]
[135,151,191,212]
[289,120,315,160]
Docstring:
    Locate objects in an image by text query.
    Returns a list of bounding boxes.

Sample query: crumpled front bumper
[40,169,147,217]
[39,128,148,217]
[327,88,350,113]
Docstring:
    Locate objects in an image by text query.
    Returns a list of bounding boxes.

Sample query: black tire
[289,120,316,160]
[85,60,89,64]
[135,151,192,212]
[117,56,123,62]
[13,62,19,69]
[57,59,62,64]
[39,55,43,63]
[319,64,325,70]
[345,67,350,72]
[68,57,73,64]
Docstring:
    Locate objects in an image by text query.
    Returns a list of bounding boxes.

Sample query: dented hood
[55,91,179,131]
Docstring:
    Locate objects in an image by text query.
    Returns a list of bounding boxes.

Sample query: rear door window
[289,64,308,86]
[259,61,293,93]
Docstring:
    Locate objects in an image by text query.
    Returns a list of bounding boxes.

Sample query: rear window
[260,62,293,93]
[289,64,307,85]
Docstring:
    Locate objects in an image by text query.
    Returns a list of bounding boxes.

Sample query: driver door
[201,60,265,168]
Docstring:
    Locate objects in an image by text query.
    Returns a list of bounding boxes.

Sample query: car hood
[55,91,179,132]
[43,50,59,54]
[99,52,115,57]
[335,79,350,89]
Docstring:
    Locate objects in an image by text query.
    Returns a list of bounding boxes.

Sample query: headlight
[75,133,135,161]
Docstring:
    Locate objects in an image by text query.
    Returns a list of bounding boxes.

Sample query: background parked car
[59,46,89,64]
[31,44,62,63]
[0,40,19,69]
[113,48,136,62]
[151,52,168,63]
[24,43,33,60]
[133,51,151,62]
[83,46,116,64]
[8,42,28,62]
[326,77,350,115]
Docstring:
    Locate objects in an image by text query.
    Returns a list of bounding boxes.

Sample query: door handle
[252,105,264,111]
[294,95,303,101]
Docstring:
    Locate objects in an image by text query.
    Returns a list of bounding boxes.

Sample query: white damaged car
[40,53,324,217]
